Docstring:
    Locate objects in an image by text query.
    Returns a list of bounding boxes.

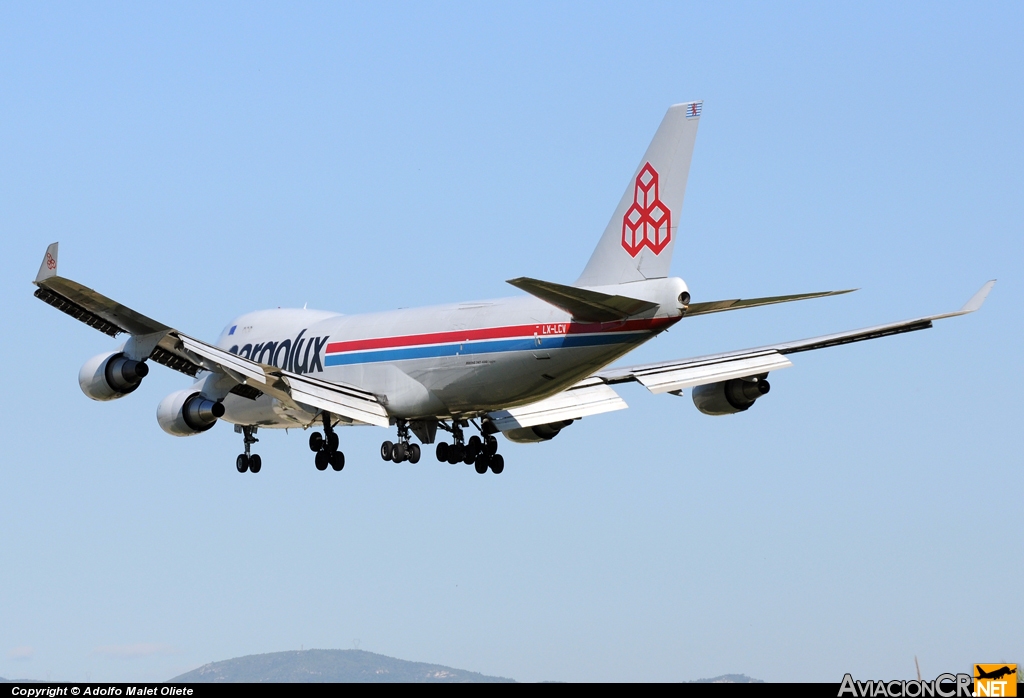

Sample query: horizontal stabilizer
[685,289,856,317]
[507,276,659,322]
[487,377,627,431]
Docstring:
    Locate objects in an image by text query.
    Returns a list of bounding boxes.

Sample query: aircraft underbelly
[220,391,318,429]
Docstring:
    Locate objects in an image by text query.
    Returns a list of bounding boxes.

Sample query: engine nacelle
[692,377,770,416]
[503,419,574,444]
[157,389,225,437]
[79,351,150,401]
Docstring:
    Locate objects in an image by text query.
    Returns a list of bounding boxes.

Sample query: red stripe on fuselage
[324,316,679,355]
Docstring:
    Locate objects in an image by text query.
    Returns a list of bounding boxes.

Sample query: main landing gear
[235,425,261,474]
[309,413,345,471]
[434,421,504,474]
[380,420,421,464]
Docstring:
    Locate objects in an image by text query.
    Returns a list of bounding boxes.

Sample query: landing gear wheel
[474,457,488,474]
[309,432,323,452]
[435,442,449,462]
[489,453,504,474]
[463,448,476,465]
[329,451,345,471]
[315,450,329,471]
[236,454,249,473]
[249,454,262,473]
[392,442,407,463]
[467,435,482,460]
[484,434,498,456]
[381,440,394,461]
[327,432,340,452]
[408,443,421,464]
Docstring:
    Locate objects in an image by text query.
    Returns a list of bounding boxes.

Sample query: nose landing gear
[310,413,345,471]
[234,425,261,474]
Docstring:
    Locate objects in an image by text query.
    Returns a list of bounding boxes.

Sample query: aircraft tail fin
[575,101,702,287]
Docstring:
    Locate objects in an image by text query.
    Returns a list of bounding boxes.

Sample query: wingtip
[34,241,59,285]
[960,280,996,313]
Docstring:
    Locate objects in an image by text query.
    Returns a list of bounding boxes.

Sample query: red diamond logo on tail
[621,162,671,257]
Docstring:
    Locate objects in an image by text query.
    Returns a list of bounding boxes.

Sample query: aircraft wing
[175,335,390,427]
[32,243,391,427]
[594,281,996,394]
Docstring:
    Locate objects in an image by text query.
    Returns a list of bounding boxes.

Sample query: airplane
[976,666,1016,681]
[31,101,994,476]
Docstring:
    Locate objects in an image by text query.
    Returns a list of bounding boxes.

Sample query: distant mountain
[169,649,514,683]
[691,674,764,683]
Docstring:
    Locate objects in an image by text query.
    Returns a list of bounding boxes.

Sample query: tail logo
[621,162,671,257]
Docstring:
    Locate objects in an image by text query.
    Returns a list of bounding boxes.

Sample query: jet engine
[503,419,574,443]
[157,389,225,437]
[79,351,150,401]
[692,377,770,416]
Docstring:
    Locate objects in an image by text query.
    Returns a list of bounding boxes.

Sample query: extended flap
[631,351,793,394]
[488,377,627,431]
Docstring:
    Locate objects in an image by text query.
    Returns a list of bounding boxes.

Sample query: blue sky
[1,1,1021,683]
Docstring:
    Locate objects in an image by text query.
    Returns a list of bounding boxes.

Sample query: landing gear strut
[310,413,345,471]
[381,419,421,464]
[435,421,503,474]
[235,425,261,474]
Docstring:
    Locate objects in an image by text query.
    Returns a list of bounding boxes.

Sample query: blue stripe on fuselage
[323,332,647,367]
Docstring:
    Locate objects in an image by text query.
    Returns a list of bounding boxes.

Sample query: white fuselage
[211,278,687,429]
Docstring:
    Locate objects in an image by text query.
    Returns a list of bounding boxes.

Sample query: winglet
[35,242,59,284]
[960,280,996,314]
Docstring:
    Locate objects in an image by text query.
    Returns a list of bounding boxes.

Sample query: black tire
[435,442,449,462]
[408,443,421,464]
[236,454,249,473]
[308,432,323,452]
[466,435,481,461]
[451,444,466,463]
[463,448,475,465]
[330,451,345,471]
[327,432,340,452]
[474,457,488,474]
[489,453,504,474]
[315,450,329,471]
[380,440,394,461]
[249,454,262,473]
[484,434,498,456]
[393,442,407,463]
